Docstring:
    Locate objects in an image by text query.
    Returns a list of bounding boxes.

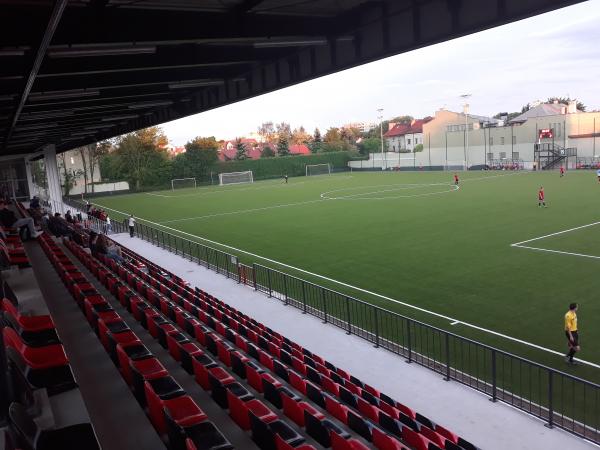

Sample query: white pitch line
[512,221,600,246]
[512,244,600,260]
[159,199,327,224]
[87,201,600,370]
[450,320,460,325]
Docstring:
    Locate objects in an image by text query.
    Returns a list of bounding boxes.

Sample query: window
[500,152,507,159]
[500,137,505,145]
[393,145,396,152]
[487,152,494,161]
[512,152,520,160]
[407,138,411,145]
[512,136,516,145]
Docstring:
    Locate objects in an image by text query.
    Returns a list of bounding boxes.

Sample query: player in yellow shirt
[565,303,579,365]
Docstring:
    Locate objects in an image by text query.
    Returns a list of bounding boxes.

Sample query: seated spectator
[30,196,40,209]
[65,210,74,223]
[88,231,99,256]
[96,234,124,263]
[0,200,43,239]
[48,213,70,237]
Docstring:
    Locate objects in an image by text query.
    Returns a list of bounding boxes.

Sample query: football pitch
[90,170,600,381]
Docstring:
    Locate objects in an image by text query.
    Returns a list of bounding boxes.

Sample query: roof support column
[43,144,64,214]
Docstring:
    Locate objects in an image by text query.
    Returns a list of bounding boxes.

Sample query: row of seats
[110,236,480,450]
[1,295,99,450]
[66,236,319,450]
[38,233,232,450]
[67,230,478,450]
[1,225,31,269]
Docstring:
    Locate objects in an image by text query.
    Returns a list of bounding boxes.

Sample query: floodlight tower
[460,94,472,169]
[377,108,385,170]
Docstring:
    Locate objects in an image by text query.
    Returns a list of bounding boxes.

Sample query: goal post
[306,163,331,176]
[218,170,254,186]
[445,160,467,171]
[171,178,197,190]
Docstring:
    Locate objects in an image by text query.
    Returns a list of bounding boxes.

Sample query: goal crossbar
[171,178,197,190]
[219,170,254,186]
[306,163,331,176]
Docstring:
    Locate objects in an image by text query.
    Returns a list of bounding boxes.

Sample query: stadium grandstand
[0,1,596,450]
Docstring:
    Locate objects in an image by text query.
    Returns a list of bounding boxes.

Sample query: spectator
[96,234,124,263]
[48,213,70,237]
[30,196,40,209]
[88,231,99,256]
[65,210,74,223]
[0,200,43,239]
[128,215,135,238]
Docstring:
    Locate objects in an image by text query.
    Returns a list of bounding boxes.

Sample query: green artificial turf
[91,170,600,384]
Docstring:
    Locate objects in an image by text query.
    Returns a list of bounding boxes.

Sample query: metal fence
[61,198,600,445]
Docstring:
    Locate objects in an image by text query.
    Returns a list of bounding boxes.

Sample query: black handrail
[62,197,600,444]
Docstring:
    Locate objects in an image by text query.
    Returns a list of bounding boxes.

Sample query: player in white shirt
[128,215,135,237]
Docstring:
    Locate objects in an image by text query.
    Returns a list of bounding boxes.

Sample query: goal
[171,178,197,190]
[445,160,466,171]
[219,171,254,186]
[306,163,331,176]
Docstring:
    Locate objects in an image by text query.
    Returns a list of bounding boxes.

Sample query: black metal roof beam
[3,0,67,151]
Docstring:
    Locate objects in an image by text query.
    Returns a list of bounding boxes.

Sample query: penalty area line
[92,201,600,370]
[512,244,600,260]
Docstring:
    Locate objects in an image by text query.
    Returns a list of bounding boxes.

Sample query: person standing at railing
[565,303,580,365]
[128,215,135,238]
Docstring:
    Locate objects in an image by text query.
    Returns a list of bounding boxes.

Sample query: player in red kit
[454,173,459,185]
[538,186,546,207]
[560,166,565,177]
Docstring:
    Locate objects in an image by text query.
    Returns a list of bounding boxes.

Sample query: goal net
[171,178,197,190]
[219,171,254,186]
[306,163,331,176]
[445,160,466,171]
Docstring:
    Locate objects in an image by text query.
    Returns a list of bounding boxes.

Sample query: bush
[413,144,424,153]
[209,152,355,181]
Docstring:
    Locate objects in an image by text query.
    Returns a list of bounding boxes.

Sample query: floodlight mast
[460,94,472,169]
[377,108,385,171]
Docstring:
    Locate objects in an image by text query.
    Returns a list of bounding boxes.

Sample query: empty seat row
[69,224,478,450]
[66,237,321,450]
[38,234,232,450]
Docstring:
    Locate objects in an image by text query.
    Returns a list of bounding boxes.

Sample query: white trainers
[32,230,44,238]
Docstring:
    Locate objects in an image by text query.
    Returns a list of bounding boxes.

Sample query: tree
[291,126,311,145]
[76,148,89,194]
[358,137,381,155]
[173,136,219,180]
[234,138,248,160]
[547,97,586,111]
[114,126,170,189]
[257,122,276,144]
[493,111,521,121]
[413,143,424,153]
[88,141,111,192]
[277,134,290,156]
[310,128,322,153]
[57,152,83,196]
[261,145,275,158]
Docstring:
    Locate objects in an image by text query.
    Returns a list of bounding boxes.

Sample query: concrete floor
[112,233,600,450]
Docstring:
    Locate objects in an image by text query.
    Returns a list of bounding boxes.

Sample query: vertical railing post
[301,282,307,314]
[406,319,412,363]
[188,240,192,261]
[373,308,380,348]
[283,274,288,306]
[345,297,351,335]
[204,246,210,269]
[445,333,451,381]
[321,288,327,323]
[225,254,230,279]
[546,370,554,429]
[252,263,257,290]
[490,349,497,400]
[267,268,272,297]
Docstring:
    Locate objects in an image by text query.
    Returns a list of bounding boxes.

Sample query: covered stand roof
[0,0,584,156]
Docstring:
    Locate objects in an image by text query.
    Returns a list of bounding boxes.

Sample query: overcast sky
[162,0,600,145]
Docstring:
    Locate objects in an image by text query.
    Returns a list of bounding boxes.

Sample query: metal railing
[62,198,600,444]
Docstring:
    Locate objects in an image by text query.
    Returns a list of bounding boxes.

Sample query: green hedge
[209,152,355,180]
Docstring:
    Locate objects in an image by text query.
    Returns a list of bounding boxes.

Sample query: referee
[565,303,580,365]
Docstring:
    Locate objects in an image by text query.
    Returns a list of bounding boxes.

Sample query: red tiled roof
[384,117,432,137]
[289,144,310,155]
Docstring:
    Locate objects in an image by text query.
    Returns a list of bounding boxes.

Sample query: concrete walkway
[112,233,597,450]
